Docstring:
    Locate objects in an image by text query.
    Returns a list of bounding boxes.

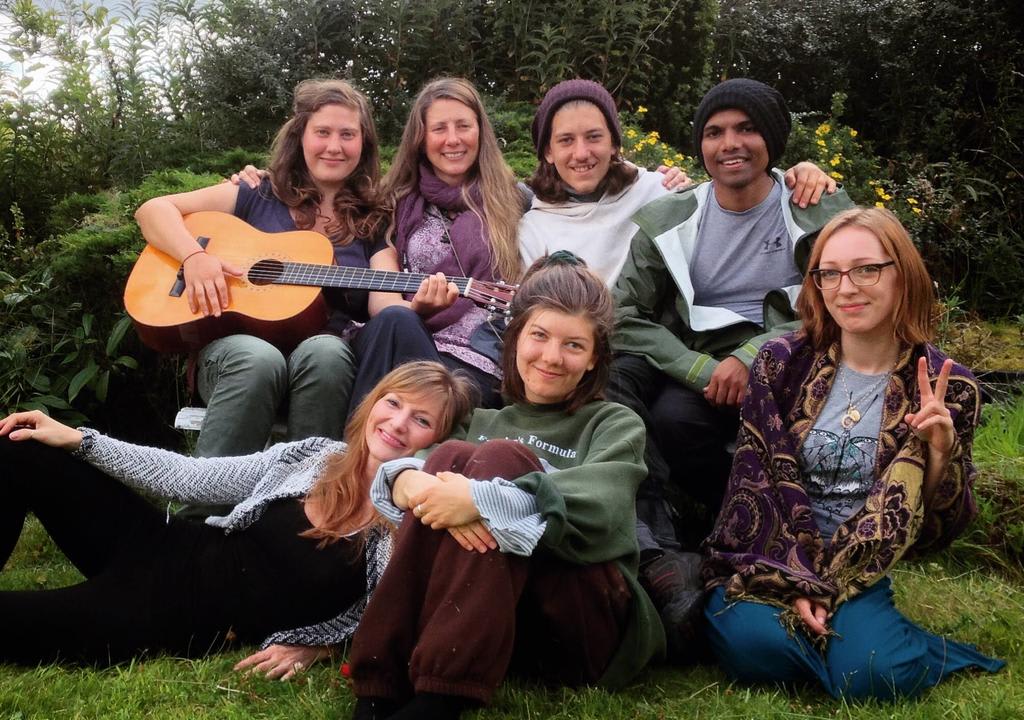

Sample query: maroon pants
[349,439,631,703]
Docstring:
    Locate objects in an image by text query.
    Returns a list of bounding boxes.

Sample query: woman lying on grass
[0,362,473,677]
[702,207,1005,700]
[347,252,663,720]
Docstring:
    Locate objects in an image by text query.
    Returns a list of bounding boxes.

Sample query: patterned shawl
[703,332,980,611]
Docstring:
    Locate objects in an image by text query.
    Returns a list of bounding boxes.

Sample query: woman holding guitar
[0,362,474,675]
[135,79,394,457]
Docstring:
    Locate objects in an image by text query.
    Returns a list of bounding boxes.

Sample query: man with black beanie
[607,78,854,661]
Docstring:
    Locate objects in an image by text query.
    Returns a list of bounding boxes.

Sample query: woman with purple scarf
[702,207,1004,700]
[347,77,525,410]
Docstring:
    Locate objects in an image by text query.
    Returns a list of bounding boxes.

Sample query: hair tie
[544,250,586,267]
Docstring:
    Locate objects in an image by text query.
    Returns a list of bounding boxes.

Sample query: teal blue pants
[705,579,1004,701]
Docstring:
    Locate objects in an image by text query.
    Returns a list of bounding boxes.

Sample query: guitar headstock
[465,280,516,316]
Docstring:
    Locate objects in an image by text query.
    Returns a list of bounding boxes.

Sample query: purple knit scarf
[392,163,497,332]
[394,163,493,278]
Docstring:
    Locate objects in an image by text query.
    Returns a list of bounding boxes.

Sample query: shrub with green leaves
[0,170,222,442]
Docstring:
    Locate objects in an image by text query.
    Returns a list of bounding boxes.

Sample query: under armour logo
[762,236,784,253]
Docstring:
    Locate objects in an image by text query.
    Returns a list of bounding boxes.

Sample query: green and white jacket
[612,169,854,392]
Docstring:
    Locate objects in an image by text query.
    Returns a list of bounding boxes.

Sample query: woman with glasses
[702,207,1004,701]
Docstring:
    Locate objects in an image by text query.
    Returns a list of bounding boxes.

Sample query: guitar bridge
[169,236,211,297]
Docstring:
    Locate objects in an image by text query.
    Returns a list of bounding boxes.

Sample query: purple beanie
[531,79,622,159]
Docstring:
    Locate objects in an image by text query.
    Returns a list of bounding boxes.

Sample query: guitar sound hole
[249,259,284,286]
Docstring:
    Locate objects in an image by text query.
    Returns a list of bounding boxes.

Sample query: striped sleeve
[470,479,546,556]
[369,457,425,523]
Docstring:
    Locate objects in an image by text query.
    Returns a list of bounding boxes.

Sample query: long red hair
[797,206,936,351]
[301,361,475,546]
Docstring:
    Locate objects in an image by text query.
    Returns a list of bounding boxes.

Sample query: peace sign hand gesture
[904,357,956,457]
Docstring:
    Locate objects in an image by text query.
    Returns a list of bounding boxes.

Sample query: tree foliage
[0,0,1020,320]
[711,0,1024,315]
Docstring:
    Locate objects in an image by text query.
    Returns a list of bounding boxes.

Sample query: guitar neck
[253,262,473,295]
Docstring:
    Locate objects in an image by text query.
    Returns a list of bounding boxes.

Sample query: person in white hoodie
[519,78,835,287]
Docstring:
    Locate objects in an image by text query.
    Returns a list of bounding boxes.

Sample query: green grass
[2,398,1022,718]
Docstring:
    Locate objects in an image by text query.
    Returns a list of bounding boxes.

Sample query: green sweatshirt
[453,400,666,687]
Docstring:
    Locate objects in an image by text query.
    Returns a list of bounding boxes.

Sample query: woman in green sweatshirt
[346,252,663,720]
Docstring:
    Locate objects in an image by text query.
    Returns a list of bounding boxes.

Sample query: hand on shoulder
[784,161,837,208]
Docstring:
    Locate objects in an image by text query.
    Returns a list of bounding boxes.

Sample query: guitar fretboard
[247,262,474,294]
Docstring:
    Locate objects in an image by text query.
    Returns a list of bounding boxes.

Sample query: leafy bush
[485,97,539,179]
[620,106,703,179]
[1,267,138,428]
[0,170,224,444]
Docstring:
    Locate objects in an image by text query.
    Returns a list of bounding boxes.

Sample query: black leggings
[0,437,363,666]
[348,305,502,417]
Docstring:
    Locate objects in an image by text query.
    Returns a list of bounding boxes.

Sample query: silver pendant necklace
[837,363,892,430]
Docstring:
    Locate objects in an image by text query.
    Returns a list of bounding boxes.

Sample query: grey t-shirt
[800,364,888,542]
[690,180,800,325]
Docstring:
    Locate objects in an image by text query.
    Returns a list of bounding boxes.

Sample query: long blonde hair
[301,361,476,545]
[381,77,523,282]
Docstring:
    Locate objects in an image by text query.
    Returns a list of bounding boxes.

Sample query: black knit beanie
[692,78,791,172]
[531,79,622,159]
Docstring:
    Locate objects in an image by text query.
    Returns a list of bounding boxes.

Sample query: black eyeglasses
[809,261,895,290]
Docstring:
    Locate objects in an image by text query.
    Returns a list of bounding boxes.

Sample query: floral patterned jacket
[703,332,980,610]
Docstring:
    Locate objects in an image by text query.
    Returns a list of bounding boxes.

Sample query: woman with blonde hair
[348,77,526,410]
[702,207,1004,700]
[0,362,474,675]
[136,78,391,457]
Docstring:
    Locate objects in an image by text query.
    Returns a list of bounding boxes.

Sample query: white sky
[1,0,172,101]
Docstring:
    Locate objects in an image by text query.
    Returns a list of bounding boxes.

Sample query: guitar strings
[216,258,512,306]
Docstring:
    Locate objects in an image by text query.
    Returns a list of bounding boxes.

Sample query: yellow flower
[674,153,684,161]
[912,207,923,215]
[829,171,844,180]
[882,193,893,201]
[868,179,879,186]
[849,129,858,138]
[663,158,674,167]
[816,123,831,136]
[660,143,668,151]
[875,201,885,208]
[626,128,637,139]
[875,186,887,198]
[907,197,919,205]
[637,105,648,114]
[829,155,841,167]
[816,139,827,148]
[647,130,660,140]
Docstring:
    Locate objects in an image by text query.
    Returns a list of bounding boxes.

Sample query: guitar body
[124,212,332,353]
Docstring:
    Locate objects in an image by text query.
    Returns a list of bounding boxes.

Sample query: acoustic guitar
[124,211,515,353]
